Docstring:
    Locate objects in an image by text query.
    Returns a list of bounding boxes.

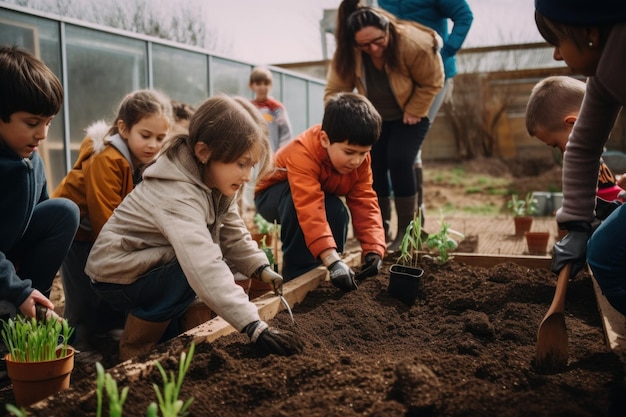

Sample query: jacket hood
[86,120,111,155]
[143,142,206,188]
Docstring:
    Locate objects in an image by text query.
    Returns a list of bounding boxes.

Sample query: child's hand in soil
[355,253,382,281]
[244,320,304,356]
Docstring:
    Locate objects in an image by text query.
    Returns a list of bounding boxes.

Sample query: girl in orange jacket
[52,89,172,354]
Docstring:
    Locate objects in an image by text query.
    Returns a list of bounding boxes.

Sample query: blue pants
[91,260,196,323]
[587,204,626,316]
[255,182,349,280]
[61,240,125,343]
[7,198,78,298]
[372,117,430,198]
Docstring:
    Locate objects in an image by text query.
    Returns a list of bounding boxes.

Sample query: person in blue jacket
[378,0,473,229]
[0,46,79,320]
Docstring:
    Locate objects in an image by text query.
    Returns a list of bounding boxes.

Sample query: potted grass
[250,213,278,247]
[1,312,75,407]
[388,211,426,306]
[507,193,538,236]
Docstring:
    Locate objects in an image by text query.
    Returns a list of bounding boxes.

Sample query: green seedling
[1,314,74,363]
[95,362,129,417]
[147,342,195,417]
[259,235,275,268]
[5,404,27,417]
[424,212,465,265]
[396,210,425,268]
[253,213,279,234]
[507,192,538,217]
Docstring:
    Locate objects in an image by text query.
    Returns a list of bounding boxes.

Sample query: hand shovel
[535,263,572,372]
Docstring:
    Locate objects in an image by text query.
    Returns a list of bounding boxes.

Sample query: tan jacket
[325,22,444,118]
[85,143,267,331]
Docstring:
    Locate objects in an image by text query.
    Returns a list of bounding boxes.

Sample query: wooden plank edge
[588,266,626,366]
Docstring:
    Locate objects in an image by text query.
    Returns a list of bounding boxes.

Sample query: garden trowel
[535,263,571,372]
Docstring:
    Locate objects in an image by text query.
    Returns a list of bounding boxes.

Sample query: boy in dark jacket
[0,46,79,320]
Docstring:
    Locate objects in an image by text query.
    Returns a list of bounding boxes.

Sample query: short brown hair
[525,76,585,136]
[249,66,273,84]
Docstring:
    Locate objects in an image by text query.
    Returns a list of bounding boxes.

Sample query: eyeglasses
[355,33,387,50]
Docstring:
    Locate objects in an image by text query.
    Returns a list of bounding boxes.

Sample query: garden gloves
[355,253,382,281]
[243,320,304,356]
[552,221,597,278]
[328,260,358,291]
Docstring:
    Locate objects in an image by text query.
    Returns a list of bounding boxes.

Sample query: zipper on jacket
[20,157,35,238]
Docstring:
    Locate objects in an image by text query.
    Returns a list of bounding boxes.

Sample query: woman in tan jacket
[325,0,444,252]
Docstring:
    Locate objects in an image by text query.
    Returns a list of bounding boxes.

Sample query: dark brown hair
[0,45,63,122]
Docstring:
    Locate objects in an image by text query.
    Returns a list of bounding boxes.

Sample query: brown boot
[118,314,170,361]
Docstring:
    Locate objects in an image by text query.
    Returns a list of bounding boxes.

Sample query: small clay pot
[525,231,550,255]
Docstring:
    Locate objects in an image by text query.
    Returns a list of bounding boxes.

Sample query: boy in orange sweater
[255,93,386,290]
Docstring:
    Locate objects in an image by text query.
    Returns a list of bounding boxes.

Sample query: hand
[243,320,304,356]
[355,253,382,281]
[257,266,283,295]
[402,111,421,125]
[328,260,358,291]
[18,290,55,319]
[552,221,593,278]
[595,197,621,221]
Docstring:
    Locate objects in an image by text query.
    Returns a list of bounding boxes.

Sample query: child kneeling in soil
[255,92,386,290]
[85,95,303,360]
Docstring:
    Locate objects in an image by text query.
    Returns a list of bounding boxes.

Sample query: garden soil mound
[20,259,626,417]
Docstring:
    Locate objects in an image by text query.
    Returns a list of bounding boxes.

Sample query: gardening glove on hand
[355,253,382,281]
[328,260,358,291]
[243,320,304,356]
[255,265,283,295]
[595,197,622,221]
[552,221,595,278]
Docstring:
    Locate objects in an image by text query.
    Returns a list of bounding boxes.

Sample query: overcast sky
[204,0,543,65]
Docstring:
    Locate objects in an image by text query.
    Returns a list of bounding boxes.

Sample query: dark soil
[14,258,626,417]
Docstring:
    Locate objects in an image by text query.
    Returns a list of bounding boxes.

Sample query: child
[255,92,386,290]
[534,0,626,316]
[53,89,173,352]
[85,94,303,360]
[525,75,626,204]
[0,46,79,319]
[242,66,294,212]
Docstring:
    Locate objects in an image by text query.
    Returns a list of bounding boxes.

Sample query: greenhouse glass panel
[152,44,208,108]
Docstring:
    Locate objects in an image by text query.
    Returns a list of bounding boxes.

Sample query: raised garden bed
[13,255,626,417]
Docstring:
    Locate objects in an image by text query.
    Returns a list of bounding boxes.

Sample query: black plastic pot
[388,264,424,306]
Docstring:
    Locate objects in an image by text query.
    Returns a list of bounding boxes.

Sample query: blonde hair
[525,76,585,136]
[165,94,272,178]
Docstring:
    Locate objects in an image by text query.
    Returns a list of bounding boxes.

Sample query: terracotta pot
[250,233,273,247]
[5,347,74,407]
[513,216,533,236]
[388,264,424,306]
[525,231,550,255]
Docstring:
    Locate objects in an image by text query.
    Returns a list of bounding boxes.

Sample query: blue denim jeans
[255,181,349,280]
[587,204,626,316]
[7,198,78,298]
[91,260,196,322]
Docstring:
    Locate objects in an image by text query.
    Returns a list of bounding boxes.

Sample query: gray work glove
[355,253,382,281]
[243,320,304,356]
[328,260,358,291]
[256,265,283,295]
[552,221,594,278]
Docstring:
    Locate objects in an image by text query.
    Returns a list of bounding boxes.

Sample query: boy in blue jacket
[0,46,79,320]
